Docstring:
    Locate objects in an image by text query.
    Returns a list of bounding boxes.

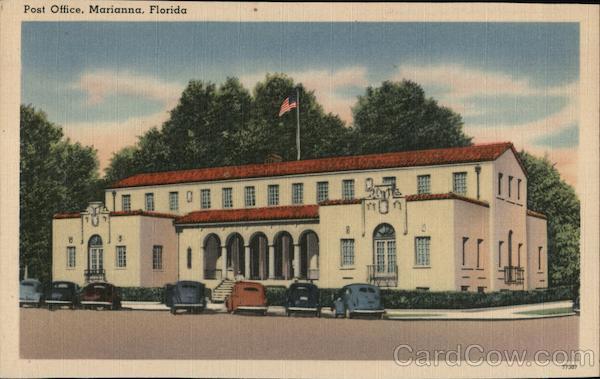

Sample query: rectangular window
[340,239,355,267]
[538,246,542,270]
[517,179,522,200]
[508,176,513,198]
[268,184,279,206]
[152,245,163,270]
[415,237,431,266]
[145,193,154,211]
[477,239,483,268]
[517,243,522,267]
[169,192,179,211]
[478,286,485,293]
[244,186,256,207]
[383,176,396,189]
[417,175,431,194]
[66,246,76,268]
[342,179,355,200]
[292,183,304,204]
[462,237,469,266]
[186,248,192,269]
[453,172,467,196]
[498,241,504,267]
[200,189,211,209]
[121,195,131,212]
[316,181,329,203]
[498,173,503,196]
[461,286,469,292]
[222,188,233,208]
[116,246,127,268]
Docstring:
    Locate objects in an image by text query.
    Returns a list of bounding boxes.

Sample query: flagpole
[296,87,300,160]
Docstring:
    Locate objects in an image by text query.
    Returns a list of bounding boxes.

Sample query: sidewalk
[121,300,575,320]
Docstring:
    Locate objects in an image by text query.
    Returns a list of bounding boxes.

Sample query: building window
[186,191,193,203]
[268,184,279,206]
[477,239,483,268]
[517,179,522,200]
[498,173,503,196]
[462,237,469,266]
[498,241,504,267]
[383,176,396,189]
[342,179,355,200]
[415,237,431,266]
[66,246,76,268]
[292,183,304,204]
[417,175,431,194]
[477,286,485,293]
[340,239,355,267]
[244,186,256,207]
[538,246,542,270]
[145,193,154,211]
[169,192,179,211]
[518,243,523,267]
[453,172,467,196]
[116,246,127,268]
[201,189,211,209]
[316,181,329,203]
[152,245,163,270]
[121,195,131,212]
[187,247,192,269]
[222,188,233,208]
[508,176,513,198]
[461,286,469,292]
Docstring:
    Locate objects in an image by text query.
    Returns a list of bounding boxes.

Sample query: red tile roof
[527,209,547,219]
[53,212,81,219]
[110,210,178,219]
[406,193,490,208]
[110,142,519,189]
[175,205,319,225]
[319,199,363,206]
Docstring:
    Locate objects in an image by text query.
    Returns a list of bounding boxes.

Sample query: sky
[22,22,579,188]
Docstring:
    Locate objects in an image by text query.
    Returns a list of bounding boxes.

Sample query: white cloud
[73,70,183,108]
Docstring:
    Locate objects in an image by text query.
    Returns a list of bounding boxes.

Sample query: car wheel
[316,310,321,318]
[345,308,351,319]
[170,307,176,315]
[286,309,291,317]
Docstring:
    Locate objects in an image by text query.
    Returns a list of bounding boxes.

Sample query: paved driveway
[20,308,579,360]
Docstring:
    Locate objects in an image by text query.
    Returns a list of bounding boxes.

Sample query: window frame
[152,245,163,271]
[268,184,279,206]
[292,183,304,205]
[508,176,513,198]
[222,187,233,208]
[186,247,192,269]
[121,194,131,212]
[414,236,431,267]
[498,173,503,196]
[316,181,329,203]
[342,179,355,200]
[244,186,256,207]
[462,237,469,266]
[66,246,76,268]
[169,191,179,211]
[116,245,127,268]
[417,174,431,194]
[452,172,467,196]
[340,238,355,267]
[145,193,154,211]
[200,189,211,209]
[476,239,483,268]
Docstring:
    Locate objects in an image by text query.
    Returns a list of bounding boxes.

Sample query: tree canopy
[20,105,103,281]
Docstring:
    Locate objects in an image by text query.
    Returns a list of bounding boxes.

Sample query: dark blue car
[45,281,79,310]
[285,282,320,317]
[332,283,385,319]
[165,280,207,314]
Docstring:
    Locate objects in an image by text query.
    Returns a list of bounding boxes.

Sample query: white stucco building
[52,142,548,292]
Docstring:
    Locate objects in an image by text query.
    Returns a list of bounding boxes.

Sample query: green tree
[519,151,580,287]
[351,80,472,154]
[20,105,101,282]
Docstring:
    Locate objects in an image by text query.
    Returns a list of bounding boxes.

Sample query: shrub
[120,287,164,302]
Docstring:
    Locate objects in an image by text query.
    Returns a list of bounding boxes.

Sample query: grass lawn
[515,307,574,316]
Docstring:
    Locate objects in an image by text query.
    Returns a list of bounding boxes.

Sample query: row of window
[339,237,431,267]
[497,173,522,200]
[66,245,163,270]
[461,237,485,268]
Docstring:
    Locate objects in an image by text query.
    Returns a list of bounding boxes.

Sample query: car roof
[343,283,379,290]
[289,282,318,289]
[52,281,77,285]
[21,279,41,284]
[177,280,205,287]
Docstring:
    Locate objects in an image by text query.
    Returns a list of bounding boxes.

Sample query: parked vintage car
[285,282,321,317]
[19,279,44,307]
[45,281,79,310]
[332,283,385,319]
[80,282,122,310]
[164,280,207,314]
[226,281,268,315]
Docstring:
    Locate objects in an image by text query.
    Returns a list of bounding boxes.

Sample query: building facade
[52,142,548,292]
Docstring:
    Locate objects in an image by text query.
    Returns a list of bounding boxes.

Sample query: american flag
[278,94,298,116]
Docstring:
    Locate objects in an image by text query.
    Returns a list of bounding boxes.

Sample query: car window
[55,283,69,288]
[367,287,376,293]
[359,287,368,293]
[21,282,34,287]
[244,287,259,292]
[93,285,106,289]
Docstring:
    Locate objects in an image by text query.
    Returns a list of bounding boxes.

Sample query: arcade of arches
[202,230,319,281]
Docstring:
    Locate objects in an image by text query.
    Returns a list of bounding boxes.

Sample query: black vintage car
[164,280,207,314]
[80,282,122,310]
[285,282,321,317]
[45,281,79,310]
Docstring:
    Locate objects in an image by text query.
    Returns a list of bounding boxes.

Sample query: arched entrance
[226,233,245,278]
[86,235,105,282]
[299,230,319,279]
[274,232,294,280]
[249,233,268,280]
[370,224,397,287]
[203,234,221,279]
